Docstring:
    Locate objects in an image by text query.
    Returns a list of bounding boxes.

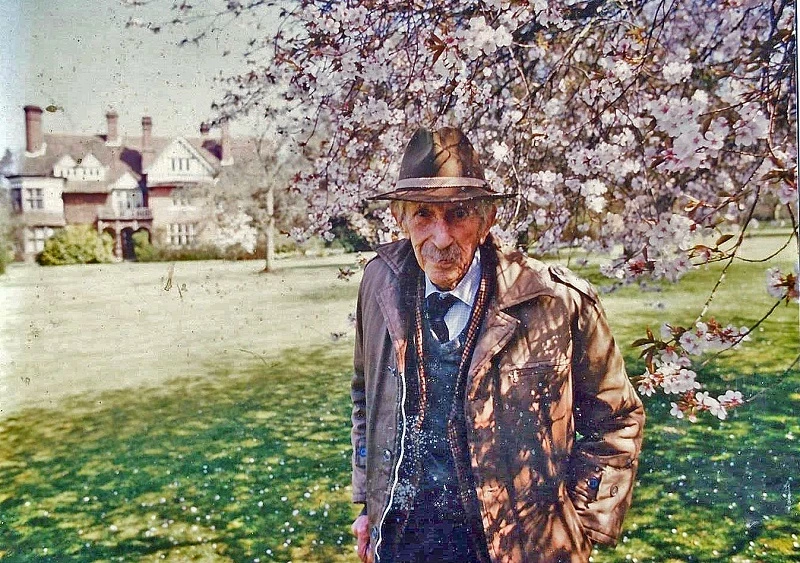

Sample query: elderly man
[350,127,644,563]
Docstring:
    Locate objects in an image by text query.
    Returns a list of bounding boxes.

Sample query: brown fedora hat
[370,127,511,202]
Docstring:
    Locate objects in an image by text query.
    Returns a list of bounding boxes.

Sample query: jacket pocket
[567,455,603,510]
[499,360,569,406]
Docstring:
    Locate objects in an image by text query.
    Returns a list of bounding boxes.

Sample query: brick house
[7,105,254,260]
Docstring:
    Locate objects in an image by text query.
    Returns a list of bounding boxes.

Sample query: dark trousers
[384,494,483,563]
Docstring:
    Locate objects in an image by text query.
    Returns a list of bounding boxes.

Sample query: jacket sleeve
[556,268,645,546]
[351,282,368,504]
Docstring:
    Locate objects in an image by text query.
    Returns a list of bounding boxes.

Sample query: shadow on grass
[2,275,799,562]
[0,345,357,562]
[595,355,800,563]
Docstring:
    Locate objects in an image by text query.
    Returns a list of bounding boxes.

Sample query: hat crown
[398,127,486,182]
[369,126,510,202]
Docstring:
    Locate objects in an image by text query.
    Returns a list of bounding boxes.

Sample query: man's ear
[390,203,408,235]
[479,205,497,244]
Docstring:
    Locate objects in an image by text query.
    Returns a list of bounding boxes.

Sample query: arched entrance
[121,227,135,260]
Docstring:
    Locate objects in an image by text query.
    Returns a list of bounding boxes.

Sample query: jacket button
[610,485,619,496]
[371,526,379,541]
[383,449,392,462]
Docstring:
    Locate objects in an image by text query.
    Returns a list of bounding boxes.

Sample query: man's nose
[431,219,455,248]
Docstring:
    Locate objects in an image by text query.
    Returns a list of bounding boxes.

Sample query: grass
[0,236,798,562]
[0,346,357,562]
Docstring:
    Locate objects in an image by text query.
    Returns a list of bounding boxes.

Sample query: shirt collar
[424,247,482,308]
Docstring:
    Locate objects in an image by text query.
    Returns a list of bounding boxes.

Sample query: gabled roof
[145,136,218,181]
[10,128,263,194]
[54,154,77,168]
[78,152,103,169]
[15,134,134,180]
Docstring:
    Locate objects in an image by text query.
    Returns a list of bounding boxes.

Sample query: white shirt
[424,248,481,340]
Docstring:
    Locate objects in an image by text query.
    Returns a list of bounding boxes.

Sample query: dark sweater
[415,321,467,517]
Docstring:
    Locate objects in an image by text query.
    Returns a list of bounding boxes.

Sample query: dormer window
[171,157,190,172]
[53,154,77,178]
[54,153,106,181]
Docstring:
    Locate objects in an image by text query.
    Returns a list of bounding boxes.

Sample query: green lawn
[0,238,798,562]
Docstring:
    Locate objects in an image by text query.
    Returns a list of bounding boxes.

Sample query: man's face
[393,201,496,290]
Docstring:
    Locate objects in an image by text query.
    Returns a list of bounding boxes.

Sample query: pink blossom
[163,0,796,422]
[718,390,744,409]
[662,61,693,84]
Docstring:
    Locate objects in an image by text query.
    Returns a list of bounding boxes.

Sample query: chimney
[220,119,233,166]
[141,116,154,172]
[200,122,210,137]
[24,105,44,156]
[106,110,120,146]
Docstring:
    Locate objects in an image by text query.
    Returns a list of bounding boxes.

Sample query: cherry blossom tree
[127,0,797,419]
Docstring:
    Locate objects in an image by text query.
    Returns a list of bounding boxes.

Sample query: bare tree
[212,129,307,273]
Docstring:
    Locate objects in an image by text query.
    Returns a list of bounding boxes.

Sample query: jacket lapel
[468,246,556,389]
[375,240,419,359]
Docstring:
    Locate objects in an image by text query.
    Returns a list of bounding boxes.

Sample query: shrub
[147,245,225,262]
[133,234,232,262]
[133,231,336,262]
[0,226,11,274]
[327,216,371,253]
[0,242,11,275]
[132,230,159,262]
[37,225,115,266]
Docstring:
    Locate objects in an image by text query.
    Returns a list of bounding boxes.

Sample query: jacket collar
[374,236,558,390]
[375,238,418,279]
[492,245,556,308]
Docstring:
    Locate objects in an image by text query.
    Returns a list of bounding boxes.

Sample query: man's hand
[351,514,373,563]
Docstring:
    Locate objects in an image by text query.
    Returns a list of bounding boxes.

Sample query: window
[25,188,44,210]
[169,223,196,246]
[171,189,192,207]
[171,157,191,172]
[25,227,54,253]
[114,189,144,212]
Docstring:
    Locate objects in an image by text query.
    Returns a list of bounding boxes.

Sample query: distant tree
[211,129,308,272]
[0,149,18,274]
[0,194,12,274]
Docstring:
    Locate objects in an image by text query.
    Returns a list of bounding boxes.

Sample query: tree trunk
[264,184,275,272]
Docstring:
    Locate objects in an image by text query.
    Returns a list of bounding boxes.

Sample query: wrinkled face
[393,201,496,290]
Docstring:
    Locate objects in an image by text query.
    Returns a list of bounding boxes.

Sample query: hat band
[396,177,488,189]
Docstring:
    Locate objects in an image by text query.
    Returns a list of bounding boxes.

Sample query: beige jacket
[351,239,644,562]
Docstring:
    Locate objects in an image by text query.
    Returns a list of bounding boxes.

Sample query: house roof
[213,137,273,187]
[11,131,257,193]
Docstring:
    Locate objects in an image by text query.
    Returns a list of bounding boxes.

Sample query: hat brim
[369,185,513,202]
